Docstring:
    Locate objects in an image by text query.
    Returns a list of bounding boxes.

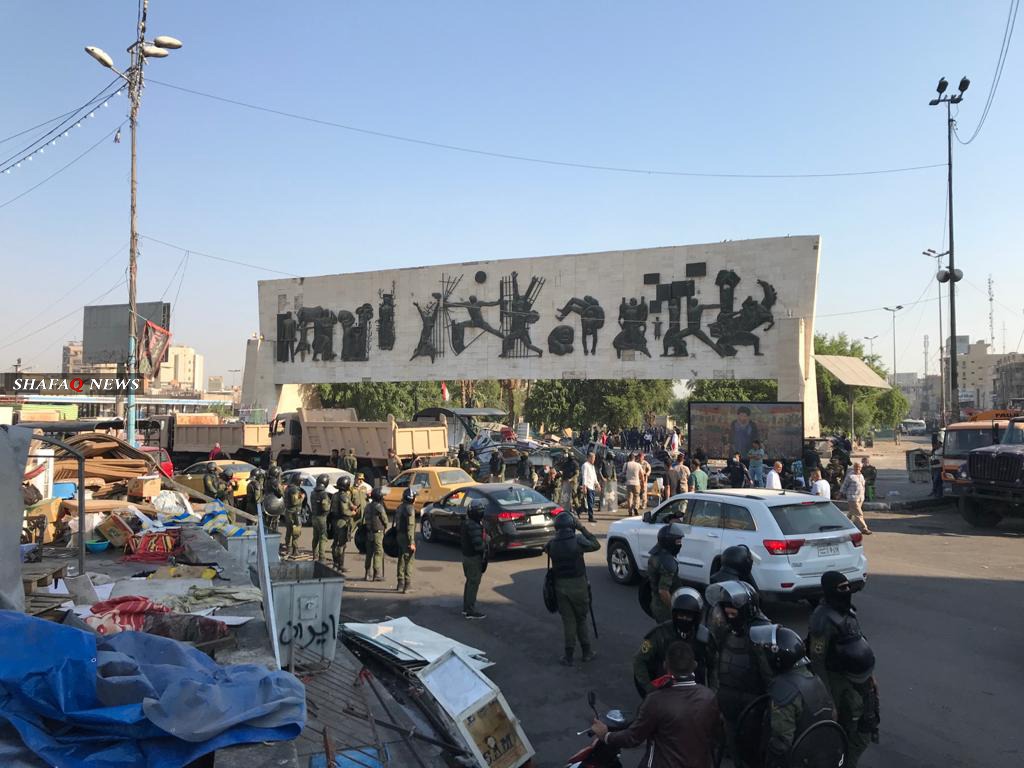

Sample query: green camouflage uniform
[341,453,358,474]
[395,501,417,591]
[647,548,683,623]
[283,484,304,556]
[329,489,355,570]
[362,501,389,579]
[310,487,331,562]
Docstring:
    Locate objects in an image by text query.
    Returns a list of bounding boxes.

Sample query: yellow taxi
[382,466,476,513]
[174,459,255,504]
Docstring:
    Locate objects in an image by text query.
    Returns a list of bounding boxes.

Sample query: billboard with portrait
[688,401,804,461]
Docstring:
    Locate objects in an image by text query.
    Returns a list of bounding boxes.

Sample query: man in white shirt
[624,453,643,517]
[581,452,602,523]
[809,469,831,498]
[765,461,783,490]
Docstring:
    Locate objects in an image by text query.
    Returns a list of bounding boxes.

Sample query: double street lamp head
[84,35,182,70]
[929,75,969,105]
[937,268,963,284]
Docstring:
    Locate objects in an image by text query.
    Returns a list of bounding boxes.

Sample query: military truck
[960,416,1024,528]
[270,408,448,477]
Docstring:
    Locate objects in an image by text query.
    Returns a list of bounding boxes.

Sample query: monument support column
[776,317,820,437]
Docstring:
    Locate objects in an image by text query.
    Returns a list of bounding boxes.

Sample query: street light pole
[930,76,969,422]
[924,249,949,424]
[863,335,878,358]
[884,306,903,387]
[86,2,181,446]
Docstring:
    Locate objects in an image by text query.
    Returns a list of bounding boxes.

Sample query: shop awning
[815,355,891,390]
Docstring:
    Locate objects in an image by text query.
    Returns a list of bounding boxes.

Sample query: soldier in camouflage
[647,524,686,623]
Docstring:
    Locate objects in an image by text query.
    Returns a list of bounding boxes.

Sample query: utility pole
[86,3,181,446]
[923,248,948,424]
[988,275,996,348]
[930,76,969,421]
[864,335,878,358]
[884,306,903,387]
[924,335,930,377]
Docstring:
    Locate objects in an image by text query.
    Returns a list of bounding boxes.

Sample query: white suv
[605,489,867,601]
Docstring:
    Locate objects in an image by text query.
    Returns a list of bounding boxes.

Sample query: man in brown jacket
[592,642,721,768]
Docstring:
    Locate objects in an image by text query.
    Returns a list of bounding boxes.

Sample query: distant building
[944,339,1003,410]
[156,346,205,393]
[207,375,224,392]
[62,342,83,374]
[917,374,944,422]
[994,354,1024,408]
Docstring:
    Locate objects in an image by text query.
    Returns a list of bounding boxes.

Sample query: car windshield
[221,463,255,474]
[944,427,1000,458]
[487,486,551,507]
[437,469,471,485]
[770,501,854,535]
[1001,424,1024,445]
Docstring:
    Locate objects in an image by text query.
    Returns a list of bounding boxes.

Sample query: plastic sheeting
[0,611,305,768]
[343,617,492,670]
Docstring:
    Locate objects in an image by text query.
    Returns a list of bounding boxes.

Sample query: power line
[957,0,1020,144]
[140,234,301,276]
[0,122,125,211]
[149,78,946,180]
[0,78,121,147]
[0,277,127,352]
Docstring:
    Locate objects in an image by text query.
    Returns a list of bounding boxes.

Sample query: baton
[587,580,599,640]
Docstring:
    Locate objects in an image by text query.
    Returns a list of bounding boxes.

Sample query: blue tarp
[0,611,305,768]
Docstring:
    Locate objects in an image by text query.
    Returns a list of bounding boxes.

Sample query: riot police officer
[461,450,480,478]
[647,524,685,623]
[750,623,836,767]
[283,478,304,557]
[362,487,389,581]
[246,468,265,520]
[263,465,284,535]
[705,579,772,765]
[218,469,238,521]
[460,499,487,619]
[310,474,332,562]
[808,571,878,768]
[341,448,358,475]
[395,487,417,593]
[711,544,756,588]
[633,587,709,695]
[329,475,355,571]
[543,512,601,666]
[203,462,220,499]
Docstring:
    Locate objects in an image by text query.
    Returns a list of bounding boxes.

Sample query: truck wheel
[959,497,1002,529]
[607,540,639,585]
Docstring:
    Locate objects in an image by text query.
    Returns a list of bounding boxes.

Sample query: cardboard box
[95,514,134,549]
[128,475,161,499]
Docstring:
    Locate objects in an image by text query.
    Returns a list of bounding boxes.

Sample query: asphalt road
[310,499,1023,768]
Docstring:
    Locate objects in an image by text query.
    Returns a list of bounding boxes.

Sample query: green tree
[687,379,778,402]
[524,379,674,433]
[813,333,908,434]
[316,382,444,421]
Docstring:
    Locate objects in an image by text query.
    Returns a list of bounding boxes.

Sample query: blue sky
[1,1,1020,382]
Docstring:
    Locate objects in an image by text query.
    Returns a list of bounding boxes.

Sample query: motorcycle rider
[592,641,721,768]
[750,623,836,767]
[710,544,756,588]
[395,487,417,593]
[705,579,772,766]
[543,511,601,666]
[310,474,332,562]
[282,478,304,557]
[362,487,389,581]
[329,475,355,572]
[647,524,686,623]
[634,587,709,695]
[808,571,878,768]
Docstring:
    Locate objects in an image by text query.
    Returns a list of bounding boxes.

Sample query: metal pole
[126,0,147,448]
[946,101,959,421]
[937,267,946,425]
[77,454,86,576]
[891,312,898,387]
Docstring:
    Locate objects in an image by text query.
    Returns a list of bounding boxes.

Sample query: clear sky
[1,1,1020,383]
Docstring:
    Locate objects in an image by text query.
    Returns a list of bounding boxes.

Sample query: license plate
[530,515,546,526]
[817,544,840,557]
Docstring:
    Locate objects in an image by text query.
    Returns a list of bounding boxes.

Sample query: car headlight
[957,463,969,480]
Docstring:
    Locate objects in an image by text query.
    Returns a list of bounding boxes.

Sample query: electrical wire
[0,78,121,147]
[159,250,188,301]
[140,234,301,276]
[0,277,127,351]
[1,79,122,169]
[149,78,946,180]
[956,0,1020,144]
[0,122,125,211]
[170,251,189,315]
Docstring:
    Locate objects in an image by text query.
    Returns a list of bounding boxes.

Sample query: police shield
[382,526,400,557]
[638,578,654,618]
[786,719,846,768]
[354,524,367,554]
[734,694,770,768]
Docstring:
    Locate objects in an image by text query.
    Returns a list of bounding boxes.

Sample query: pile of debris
[52,434,152,499]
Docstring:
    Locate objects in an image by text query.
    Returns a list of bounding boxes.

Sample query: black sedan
[419,483,562,554]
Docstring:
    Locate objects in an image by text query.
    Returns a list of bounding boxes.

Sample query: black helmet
[467,498,487,522]
[554,511,576,530]
[657,523,686,550]
[269,464,282,478]
[402,487,417,502]
[250,468,265,483]
[221,468,234,480]
[206,462,218,473]
[750,624,807,673]
[336,475,351,491]
[370,487,384,502]
[721,545,753,577]
[671,587,704,639]
[705,580,761,632]
[316,473,330,489]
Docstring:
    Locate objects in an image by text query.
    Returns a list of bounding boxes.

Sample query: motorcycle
[564,691,630,768]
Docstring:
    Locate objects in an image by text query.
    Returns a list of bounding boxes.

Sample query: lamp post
[929,76,969,422]
[863,335,878,358]
[924,248,950,424]
[884,306,903,387]
[86,2,181,446]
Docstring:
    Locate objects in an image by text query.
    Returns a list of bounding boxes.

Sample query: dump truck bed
[298,408,447,461]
